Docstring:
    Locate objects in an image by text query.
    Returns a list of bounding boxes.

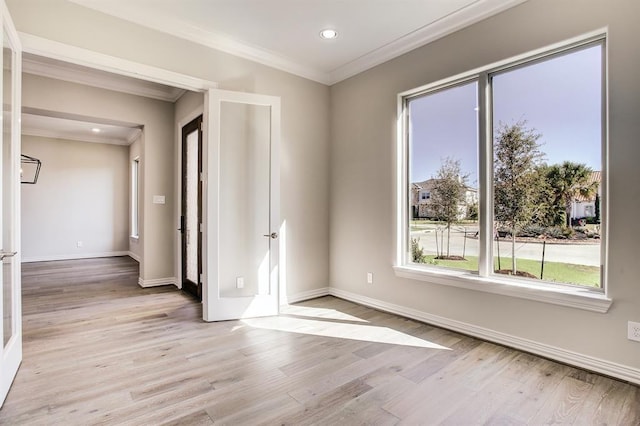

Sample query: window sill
[393,265,611,313]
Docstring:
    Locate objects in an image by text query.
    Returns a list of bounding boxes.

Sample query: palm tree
[545,161,598,227]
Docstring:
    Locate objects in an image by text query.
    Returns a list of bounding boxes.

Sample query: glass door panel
[0,0,22,407]
[2,29,13,347]
[185,128,199,284]
[181,115,202,300]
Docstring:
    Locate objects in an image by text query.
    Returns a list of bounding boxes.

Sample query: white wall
[21,135,129,261]
[330,0,640,379]
[8,0,331,301]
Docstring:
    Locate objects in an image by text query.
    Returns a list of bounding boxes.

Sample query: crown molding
[327,0,530,84]
[68,0,330,85]
[70,0,528,86]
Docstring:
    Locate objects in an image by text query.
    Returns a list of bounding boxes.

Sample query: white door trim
[18,32,217,92]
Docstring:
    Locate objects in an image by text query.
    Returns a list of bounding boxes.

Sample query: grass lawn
[423,255,600,288]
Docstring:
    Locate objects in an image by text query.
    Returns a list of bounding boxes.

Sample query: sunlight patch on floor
[241,316,450,349]
[280,305,369,323]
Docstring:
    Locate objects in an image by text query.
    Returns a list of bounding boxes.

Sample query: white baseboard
[326,287,640,386]
[138,276,176,288]
[127,251,141,262]
[21,251,130,263]
[283,287,330,305]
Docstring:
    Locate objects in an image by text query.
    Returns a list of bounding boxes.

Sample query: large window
[131,158,140,238]
[399,35,606,293]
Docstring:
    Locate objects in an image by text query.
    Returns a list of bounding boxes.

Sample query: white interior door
[0,0,22,407]
[202,89,280,321]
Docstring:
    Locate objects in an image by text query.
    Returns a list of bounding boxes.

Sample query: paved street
[411,225,600,267]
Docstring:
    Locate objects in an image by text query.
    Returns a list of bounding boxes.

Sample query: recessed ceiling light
[319,29,338,40]
[91,128,101,133]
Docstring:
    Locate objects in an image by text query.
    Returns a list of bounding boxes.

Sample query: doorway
[18,36,281,323]
[181,115,203,300]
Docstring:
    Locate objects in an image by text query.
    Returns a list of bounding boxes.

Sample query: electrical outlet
[77,241,83,248]
[236,277,244,289]
[367,272,373,284]
[628,321,640,342]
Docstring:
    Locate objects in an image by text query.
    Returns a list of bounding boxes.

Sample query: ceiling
[22,0,528,144]
[68,0,528,85]
[22,108,143,146]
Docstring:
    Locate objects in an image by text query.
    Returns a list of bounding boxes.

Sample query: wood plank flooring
[0,256,638,425]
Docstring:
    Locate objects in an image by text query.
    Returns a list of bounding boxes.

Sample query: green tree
[494,121,545,275]
[534,164,564,227]
[431,157,468,257]
[545,162,598,227]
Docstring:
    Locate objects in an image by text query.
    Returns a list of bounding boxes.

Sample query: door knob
[263,232,278,239]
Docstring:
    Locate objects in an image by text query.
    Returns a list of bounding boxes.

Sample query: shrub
[545,226,566,239]
[519,224,545,237]
[411,238,427,263]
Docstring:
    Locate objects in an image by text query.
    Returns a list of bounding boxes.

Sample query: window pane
[408,81,479,272]
[132,159,139,237]
[492,44,603,287]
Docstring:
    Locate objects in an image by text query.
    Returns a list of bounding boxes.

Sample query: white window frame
[131,157,140,239]
[394,30,611,313]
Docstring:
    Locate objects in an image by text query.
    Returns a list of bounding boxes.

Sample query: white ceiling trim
[69,0,528,86]
[18,32,218,92]
[153,24,330,84]
[328,0,530,84]
[23,56,187,102]
[22,127,141,146]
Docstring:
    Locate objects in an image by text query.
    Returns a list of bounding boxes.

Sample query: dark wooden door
[181,115,203,300]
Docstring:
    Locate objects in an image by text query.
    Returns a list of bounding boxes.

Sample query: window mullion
[478,72,493,277]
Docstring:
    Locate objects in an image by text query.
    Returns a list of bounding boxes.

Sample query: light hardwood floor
[0,256,638,425]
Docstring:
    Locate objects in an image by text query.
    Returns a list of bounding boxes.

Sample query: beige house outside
[571,171,601,221]
[411,179,478,220]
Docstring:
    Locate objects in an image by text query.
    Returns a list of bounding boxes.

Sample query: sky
[409,44,603,185]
